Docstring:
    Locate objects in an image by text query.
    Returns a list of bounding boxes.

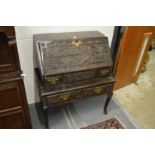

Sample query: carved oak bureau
[34,31,115,128]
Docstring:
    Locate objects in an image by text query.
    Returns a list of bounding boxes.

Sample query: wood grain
[114,26,155,89]
[0,26,31,129]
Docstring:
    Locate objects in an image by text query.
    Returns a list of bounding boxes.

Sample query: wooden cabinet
[0,78,31,128]
[0,111,25,129]
[0,27,20,73]
[0,26,31,129]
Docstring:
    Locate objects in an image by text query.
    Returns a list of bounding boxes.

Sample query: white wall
[15,26,114,104]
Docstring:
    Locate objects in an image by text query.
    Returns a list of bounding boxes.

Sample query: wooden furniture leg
[43,105,49,129]
[41,97,49,129]
[104,92,113,114]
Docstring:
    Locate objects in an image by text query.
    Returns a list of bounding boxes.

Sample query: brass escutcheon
[48,76,59,84]
[72,40,81,47]
[60,94,70,101]
[94,87,103,94]
[100,69,108,76]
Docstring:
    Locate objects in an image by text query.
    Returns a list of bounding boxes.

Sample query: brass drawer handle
[99,69,109,76]
[94,87,103,94]
[48,76,59,84]
[60,94,70,101]
[72,40,81,47]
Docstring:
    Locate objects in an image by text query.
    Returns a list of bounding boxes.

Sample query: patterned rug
[82,118,125,129]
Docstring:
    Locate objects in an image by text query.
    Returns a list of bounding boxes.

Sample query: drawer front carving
[45,67,112,89]
[46,84,113,106]
[46,92,73,105]
[82,84,113,97]
[59,94,71,101]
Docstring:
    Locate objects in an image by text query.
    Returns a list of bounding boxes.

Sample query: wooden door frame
[111,26,155,90]
[111,26,125,75]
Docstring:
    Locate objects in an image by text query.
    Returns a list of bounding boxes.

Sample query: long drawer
[45,83,114,107]
[43,67,112,91]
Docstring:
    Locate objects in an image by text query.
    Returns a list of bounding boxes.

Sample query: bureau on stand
[34,31,115,129]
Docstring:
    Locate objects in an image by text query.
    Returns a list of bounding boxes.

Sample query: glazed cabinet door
[0,78,31,129]
[0,26,20,73]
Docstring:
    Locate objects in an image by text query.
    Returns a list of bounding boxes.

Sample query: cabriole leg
[104,92,113,115]
[43,105,49,129]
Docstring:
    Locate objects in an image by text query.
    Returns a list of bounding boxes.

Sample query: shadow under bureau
[34,31,115,128]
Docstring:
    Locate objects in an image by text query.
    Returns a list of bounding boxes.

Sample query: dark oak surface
[0,27,21,73]
[0,26,31,129]
[34,31,112,77]
[34,31,115,128]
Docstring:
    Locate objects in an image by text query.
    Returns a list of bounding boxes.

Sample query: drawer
[45,83,114,106]
[0,80,23,111]
[46,90,80,106]
[0,110,25,129]
[44,67,112,88]
[81,84,113,97]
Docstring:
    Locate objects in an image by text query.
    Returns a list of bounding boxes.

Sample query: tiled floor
[29,94,139,129]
